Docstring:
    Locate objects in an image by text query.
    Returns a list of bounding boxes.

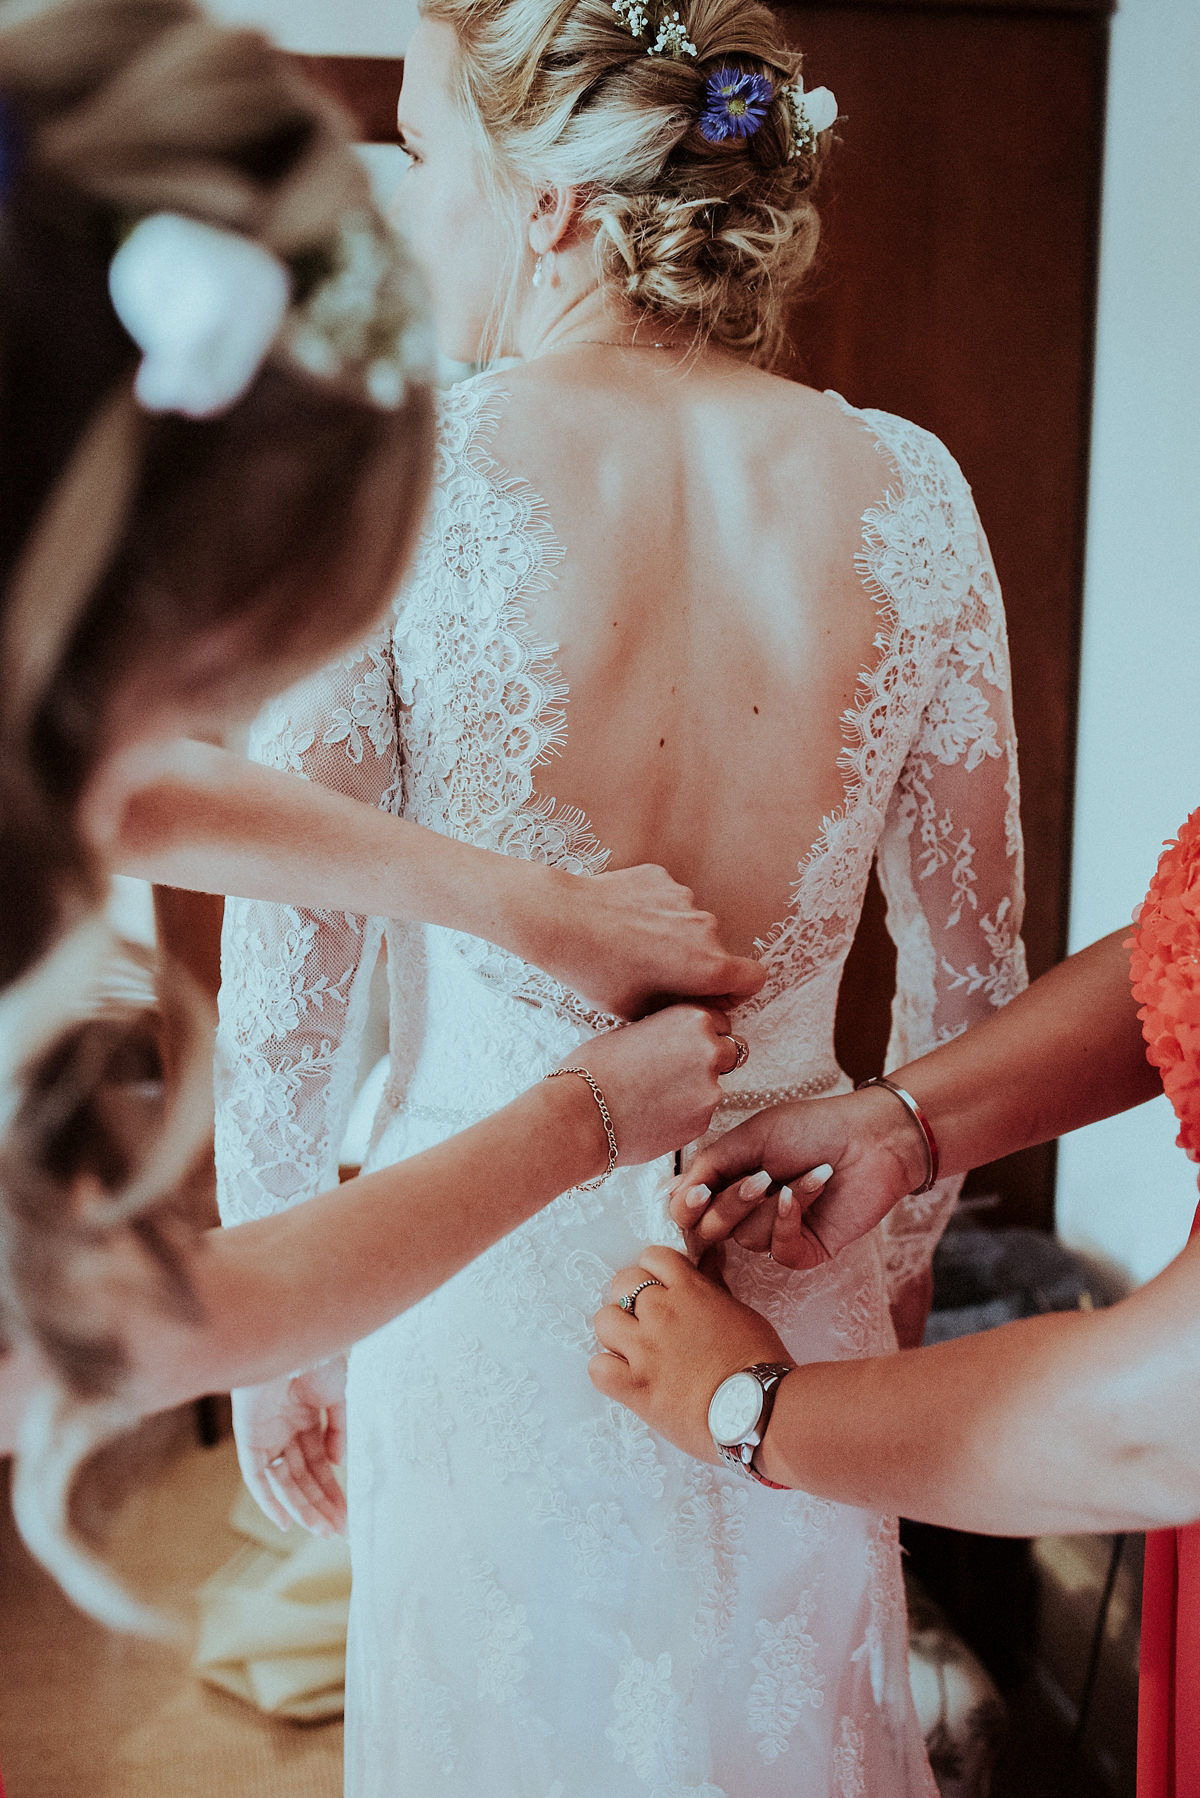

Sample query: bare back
[484,349,889,956]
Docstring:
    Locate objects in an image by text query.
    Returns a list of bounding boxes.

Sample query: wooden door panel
[780,2,1109,1222]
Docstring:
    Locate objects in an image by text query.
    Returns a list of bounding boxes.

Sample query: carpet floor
[0,1422,342,1798]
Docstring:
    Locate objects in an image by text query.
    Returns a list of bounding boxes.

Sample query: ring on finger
[720,1033,750,1072]
[618,1277,664,1318]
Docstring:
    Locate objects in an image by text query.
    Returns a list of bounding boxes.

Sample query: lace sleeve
[873,447,1028,1296]
[213,632,400,1227]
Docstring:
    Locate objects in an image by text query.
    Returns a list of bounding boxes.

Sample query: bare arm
[763,1243,1200,1533]
[0,1080,614,1457]
[115,739,762,1017]
[671,927,1159,1265]
[887,925,1155,1176]
[120,1005,734,1414]
[594,1238,1200,1536]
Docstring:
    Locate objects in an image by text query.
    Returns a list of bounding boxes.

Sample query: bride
[216,0,1025,1789]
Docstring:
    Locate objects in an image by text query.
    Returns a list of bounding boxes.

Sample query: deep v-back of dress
[216,373,1025,1796]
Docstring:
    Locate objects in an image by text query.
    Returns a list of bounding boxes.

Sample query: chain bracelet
[546,1066,619,1191]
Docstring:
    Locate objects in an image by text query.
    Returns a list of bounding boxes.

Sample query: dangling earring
[531,253,545,289]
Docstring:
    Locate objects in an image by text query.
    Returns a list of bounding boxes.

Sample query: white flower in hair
[109,212,292,420]
[786,80,839,158]
[803,85,838,133]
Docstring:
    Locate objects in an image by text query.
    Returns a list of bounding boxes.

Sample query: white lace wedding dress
[215,376,1026,1798]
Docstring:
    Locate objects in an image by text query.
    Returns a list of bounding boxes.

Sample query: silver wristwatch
[707,1362,794,1489]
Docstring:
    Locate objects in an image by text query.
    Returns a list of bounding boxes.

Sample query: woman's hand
[231,1357,348,1537]
[666,1088,927,1268]
[523,863,764,1019]
[590,1246,790,1465]
[572,1004,740,1167]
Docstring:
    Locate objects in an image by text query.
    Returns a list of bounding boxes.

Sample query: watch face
[708,1372,763,1447]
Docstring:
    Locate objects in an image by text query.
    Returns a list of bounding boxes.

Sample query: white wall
[204,0,418,55]
[1055,0,1200,1284]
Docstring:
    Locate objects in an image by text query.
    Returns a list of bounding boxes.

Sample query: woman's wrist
[856,1077,939,1193]
[430,844,561,961]
[753,1408,790,1487]
[753,1364,821,1490]
[855,1083,932,1197]
[530,1066,612,1187]
[494,861,576,967]
[545,1067,619,1189]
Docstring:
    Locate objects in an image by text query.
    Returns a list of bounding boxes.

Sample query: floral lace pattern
[460,1558,535,1704]
[218,377,1023,1796]
[748,1598,826,1762]
[215,636,397,1225]
[392,384,612,1026]
[607,1638,692,1789]
[654,1461,750,1659]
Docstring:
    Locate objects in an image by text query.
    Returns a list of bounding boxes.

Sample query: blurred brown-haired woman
[0,0,745,1629]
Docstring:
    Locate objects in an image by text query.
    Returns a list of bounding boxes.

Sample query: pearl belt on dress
[714,1066,842,1113]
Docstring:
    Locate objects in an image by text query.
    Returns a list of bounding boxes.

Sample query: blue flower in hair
[699,67,774,143]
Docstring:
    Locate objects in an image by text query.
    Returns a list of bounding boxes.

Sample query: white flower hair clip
[108,210,430,421]
[109,213,289,419]
[612,0,697,60]
[785,80,839,159]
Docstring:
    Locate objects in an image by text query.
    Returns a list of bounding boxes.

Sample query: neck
[520,287,618,358]
[516,263,688,359]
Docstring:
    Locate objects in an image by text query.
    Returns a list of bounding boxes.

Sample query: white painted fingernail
[739,1169,772,1201]
[800,1163,834,1192]
[778,1185,794,1216]
[684,1184,712,1209]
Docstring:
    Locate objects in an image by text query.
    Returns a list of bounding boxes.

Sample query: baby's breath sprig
[650,10,697,58]
[611,0,649,38]
[285,214,432,409]
[612,0,697,60]
[785,80,839,160]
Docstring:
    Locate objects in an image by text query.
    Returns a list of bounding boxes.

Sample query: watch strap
[717,1441,789,1489]
[715,1362,793,1489]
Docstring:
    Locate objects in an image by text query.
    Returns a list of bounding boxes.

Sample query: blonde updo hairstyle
[423,0,830,364]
